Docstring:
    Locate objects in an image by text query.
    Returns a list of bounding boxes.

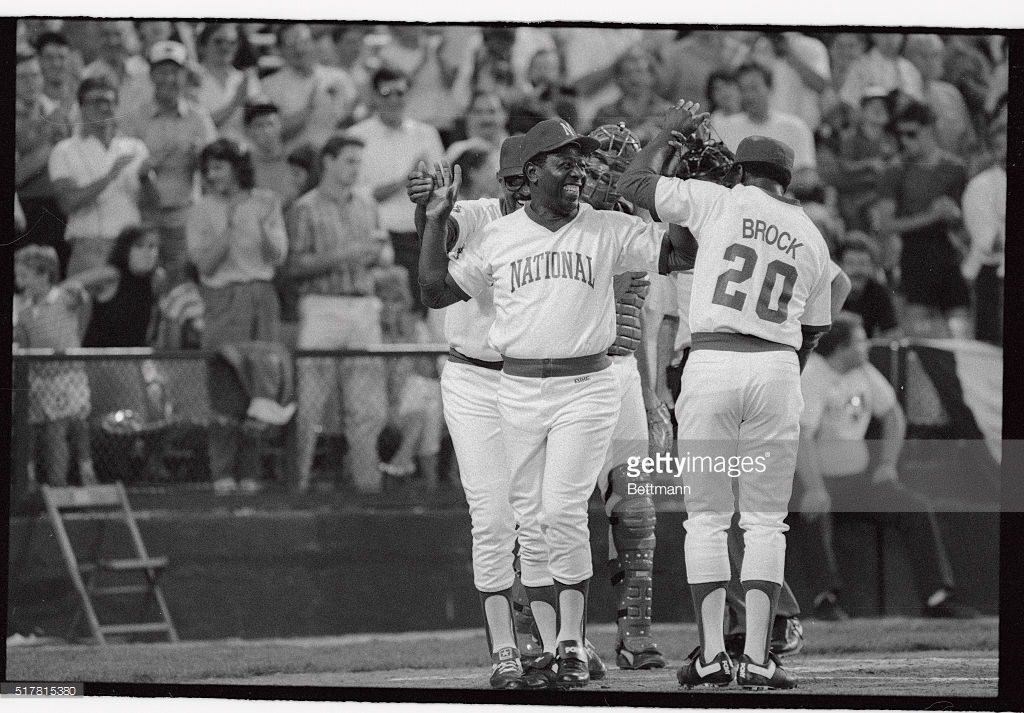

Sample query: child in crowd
[14,245,97,488]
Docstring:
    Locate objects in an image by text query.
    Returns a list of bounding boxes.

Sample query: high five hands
[424,160,462,218]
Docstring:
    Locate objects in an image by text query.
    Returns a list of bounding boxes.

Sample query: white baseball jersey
[445,198,504,361]
[654,179,832,347]
[449,202,666,359]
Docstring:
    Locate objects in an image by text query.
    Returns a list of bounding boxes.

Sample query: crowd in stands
[13,20,1008,493]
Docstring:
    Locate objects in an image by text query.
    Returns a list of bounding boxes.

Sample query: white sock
[700,588,727,658]
[482,595,516,653]
[530,600,558,654]
[556,589,586,644]
[743,589,772,663]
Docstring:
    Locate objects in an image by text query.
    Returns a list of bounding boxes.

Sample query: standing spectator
[376,268,443,487]
[705,69,743,124]
[943,36,993,126]
[48,77,157,277]
[195,22,258,143]
[713,63,818,189]
[187,138,287,494]
[244,102,301,208]
[747,32,831,133]
[833,89,899,233]
[836,234,900,339]
[505,48,580,134]
[16,47,73,277]
[875,100,970,339]
[590,47,672,144]
[285,134,390,493]
[65,225,166,348]
[839,33,923,108]
[35,31,82,122]
[461,26,520,107]
[445,90,508,168]
[347,67,445,309]
[960,114,1006,346]
[450,146,499,201]
[81,20,153,121]
[655,30,747,111]
[796,313,978,620]
[123,41,217,286]
[824,33,867,110]
[13,245,97,489]
[261,23,359,153]
[903,35,975,158]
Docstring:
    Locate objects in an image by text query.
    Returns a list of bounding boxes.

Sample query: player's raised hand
[424,161,461,218]
[663,100,710,138]
[407,160,435,205]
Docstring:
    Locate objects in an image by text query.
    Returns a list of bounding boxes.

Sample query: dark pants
[800,472,954,601]
[389,231,426,316]
[974,265,1002,346]
[19,196,69,279]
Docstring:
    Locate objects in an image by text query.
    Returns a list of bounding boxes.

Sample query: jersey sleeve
[802,255,833,328]
[653,177,726,238]
[448,201,483,260]
[612,214,666,274]
[865,363,898,417]
[447,226,492,299]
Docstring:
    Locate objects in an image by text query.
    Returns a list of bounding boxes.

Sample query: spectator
[833,88,899,233]
[13,245,97,489]
[795,312,978,620]
[875,100,970,339]
[705,69,743,124]
[960,114,1006,346]
[195,22,258,142]
[285,134,390,494]
[655,30,747,111]
[16,47,73,277]
[505,48,579,134]
[81,20,153,121]
[746,32,831,132]
[136,20,177,59]
[444,90,508,167]
[713,62,818,190]
[823,33,867,111]
[260,23,359,153]
[35,31,81,121]
[64,225,166,347]
[590,47,672,144]
[244,102,300,208]
[462,26,520,107]
[376,268,443,488]
[123,41,217,286]
[188,137,287,494]
[942,36,993,125]
[379,26,462,138]
[839,33,923,108]
[450,146,499,201]
[48,76,158,277]
[347,67,445,310]
[836,234,900,339]
[286,145,321,202]
[903,35,975,157]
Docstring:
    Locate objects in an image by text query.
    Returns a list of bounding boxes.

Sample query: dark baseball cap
[497,135,525,178]
[521,118,600,166]
[734,135,795,185]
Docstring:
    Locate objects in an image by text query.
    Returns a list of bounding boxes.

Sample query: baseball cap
[497,135,525,178]
[734,135,795,185]
[149,40,188,68]
[520,118,600,166]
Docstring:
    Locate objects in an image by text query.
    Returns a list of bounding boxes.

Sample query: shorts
[899,238,970,311]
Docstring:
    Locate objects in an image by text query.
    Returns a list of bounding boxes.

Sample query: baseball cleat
[520,652,558,690]
[489,646,524,689]
[677,646,733,688]
[771,616,805,657]
[519,623,545,664]
[616,640,667,670]
[555,640,590,688]
[585,639,607,679]
[736,651,797,690]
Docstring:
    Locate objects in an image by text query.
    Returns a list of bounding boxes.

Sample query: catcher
[512,123,669,671]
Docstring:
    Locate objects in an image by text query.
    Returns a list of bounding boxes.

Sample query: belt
[691,332,795,353]
[501,352,611,378]
[448,347,503,371]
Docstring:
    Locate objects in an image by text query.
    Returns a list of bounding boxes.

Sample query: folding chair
[40,482,179,644]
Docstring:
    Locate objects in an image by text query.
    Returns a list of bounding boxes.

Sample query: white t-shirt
[654,179,832,350]
[767,34,831,133]
[961,165,1006,280]
[261,64,359,153]
[445,197,505,361]
[449,202,665,359]
[800,353,898,477]
[347,116,446,234]
[712,111,817,172]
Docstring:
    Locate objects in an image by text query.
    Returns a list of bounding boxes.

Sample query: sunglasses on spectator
[378,84,408,98]
[896,128,920,139]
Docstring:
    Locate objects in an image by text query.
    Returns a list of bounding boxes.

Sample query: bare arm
[831,267,852,320]
[51,153,135,215]
[875,196,960,237]
[779,34,830,94]
[61,265,119,294]
[872,403,906,484]
[419,163,471,309]
[795,433,832,520]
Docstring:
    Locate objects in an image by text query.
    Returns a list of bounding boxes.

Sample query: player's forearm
[420,208,454,286]
[797,324,828,372]
[617,130,675,217]
[658,225,699,275]
[414,203,427,239]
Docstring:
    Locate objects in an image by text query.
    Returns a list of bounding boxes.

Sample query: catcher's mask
[582,122,642,210]
[674,133,736,186]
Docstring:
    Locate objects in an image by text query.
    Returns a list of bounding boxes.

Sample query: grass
[6,616,998,684]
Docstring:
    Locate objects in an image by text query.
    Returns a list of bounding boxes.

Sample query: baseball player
[408,136,606,689]
[619,104,832,690]
[419,118,695,689]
